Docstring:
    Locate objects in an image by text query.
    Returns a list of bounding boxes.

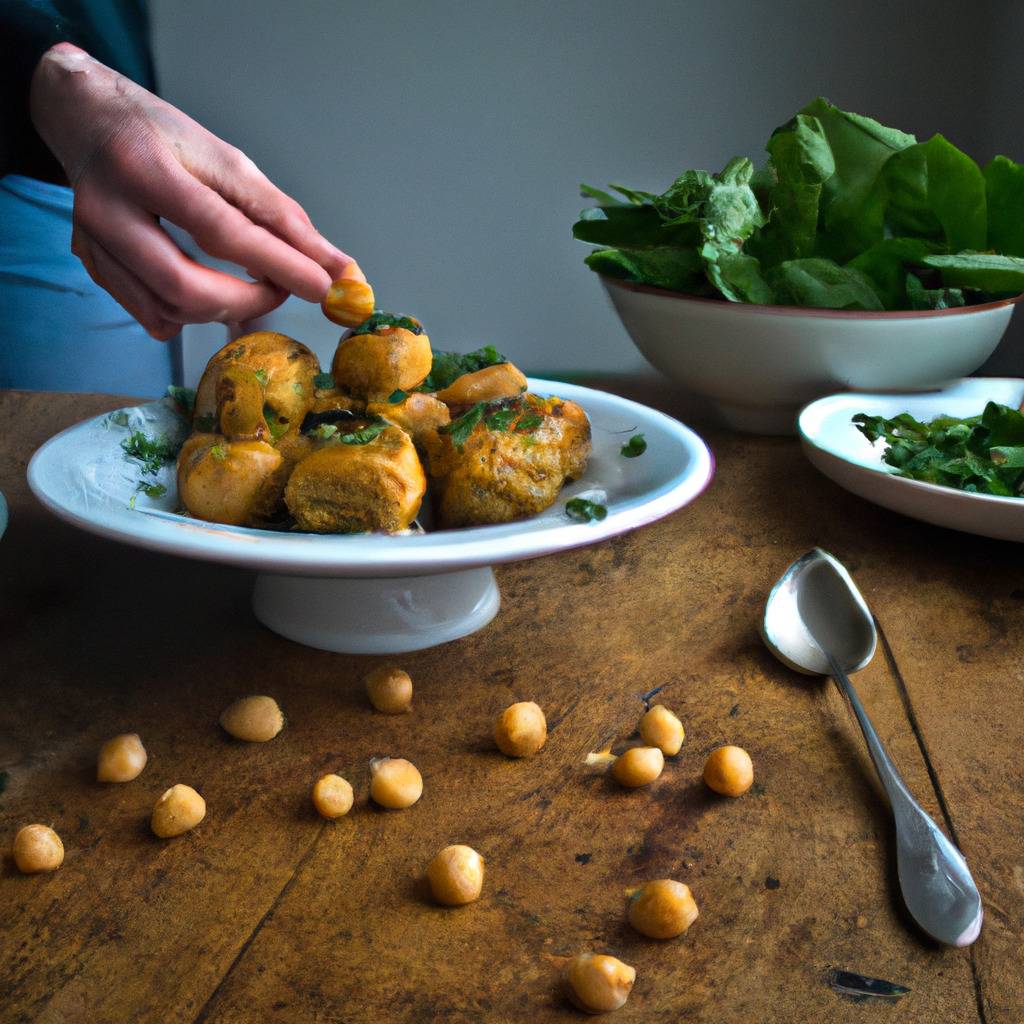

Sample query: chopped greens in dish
[853,402,1024,496]
[575,98,1024,310]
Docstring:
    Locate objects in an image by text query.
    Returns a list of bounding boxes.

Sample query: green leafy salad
[574,97,1024,310]
[853,402,1024,496]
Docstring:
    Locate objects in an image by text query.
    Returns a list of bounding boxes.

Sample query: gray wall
[150,0,1021,384]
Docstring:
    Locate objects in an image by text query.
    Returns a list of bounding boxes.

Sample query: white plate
[28,380,713,652]
[799,378,1024,543]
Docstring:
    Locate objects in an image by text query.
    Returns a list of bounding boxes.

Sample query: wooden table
[2,387,1022,1024]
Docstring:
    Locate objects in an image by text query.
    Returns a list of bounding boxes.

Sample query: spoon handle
[827,653,982,946]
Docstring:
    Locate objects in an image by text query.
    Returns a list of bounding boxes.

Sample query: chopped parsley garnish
[514,412,543,433]
[565,497,608,522]
[210,444,228,461]
[137,481,167,499]
[853,402,1024,496]
[254,368,269,386]
[351,311,424,336]
[441,402,487,450]
[337,422,388,445]
[621,433,647,458]
[166,385,196,412]
[264,405,290,440]
[484,408,517,431]
[121,430,178,475]
[418,345,507,392]
[388,389,409,404]
[313,371,335,390]
[311,423,339,441]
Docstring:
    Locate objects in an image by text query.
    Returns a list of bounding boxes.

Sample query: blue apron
[0,173,178,396]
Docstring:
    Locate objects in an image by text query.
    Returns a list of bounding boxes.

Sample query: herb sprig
[121,431,179,475]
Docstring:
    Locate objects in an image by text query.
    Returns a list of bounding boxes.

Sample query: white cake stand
[28,380,713,653]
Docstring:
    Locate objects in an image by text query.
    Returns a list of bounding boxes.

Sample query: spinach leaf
[441,402,487,450]
[420,347,508,393]
[921,252,1024,293]
[584,246,705,292]
[768,258,883,310]
[984,155,1024,256]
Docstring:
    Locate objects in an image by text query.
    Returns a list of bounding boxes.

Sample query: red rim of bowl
[601,275,1024,319]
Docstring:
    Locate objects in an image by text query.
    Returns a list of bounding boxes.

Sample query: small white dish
[799,378,1024,543]
[28,379,713,653]
[602,276,1022,435]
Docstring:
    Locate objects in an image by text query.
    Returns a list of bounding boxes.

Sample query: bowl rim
[601,274,1024,320]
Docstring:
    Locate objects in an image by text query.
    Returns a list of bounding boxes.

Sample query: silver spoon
[760,548,983,947]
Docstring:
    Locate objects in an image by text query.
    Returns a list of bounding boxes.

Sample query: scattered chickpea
[368,757,422,809]
[364,666,413,714]
[321,273,376,328]
[219,695,284,742]
[628,879,699,939]
[151,784,206,838]
[494,701,547,757]
[564,953,636,1014]
[312,774,354,820]
[97,733,148,782]
[13,824,64,874]
[639,705,684,757]
[426,844,485,906]
[611,746,664,788]
[703,745,754,797]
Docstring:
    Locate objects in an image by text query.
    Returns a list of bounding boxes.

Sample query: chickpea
[322,272,375,328]
[611,746,664,788]
[151,784,206,838]
[564,953,635,1014]
[639,705,684,757]
[312,773,354,820]
[628,879,699,939]
[364,665,413,714]
[219,695,284,742]
[12,824,64,874]
[493,701,547,757]
[703,745,754,797]
[368,757,422,809]
[426,844,485,906]
[97,733,148,782]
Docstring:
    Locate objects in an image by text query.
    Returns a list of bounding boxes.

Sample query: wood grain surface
[1,386,1021,1024]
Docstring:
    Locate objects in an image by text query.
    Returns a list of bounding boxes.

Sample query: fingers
[205,147,362,283]
[73,198,290,334]
[72,226,179,340]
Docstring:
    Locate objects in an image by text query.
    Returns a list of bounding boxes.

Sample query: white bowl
[28,379,713,654]
[602,276,1022,435]
[799,377,1024,543]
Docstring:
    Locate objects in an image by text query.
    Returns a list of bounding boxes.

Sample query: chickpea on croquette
[369,757,422,809]
[13,824,64,874]
[494,701,547,757]
[312,774,354,820]
[639,705,684,757]
[364,666,413,714]
[97,732,148,782]
[151,784,206,838]
[703,745,754,797]
[426,844,485,906]
[612,746,664,788]
[564,953,636,1014]
[219,695,284,742]
[628,879,699,939]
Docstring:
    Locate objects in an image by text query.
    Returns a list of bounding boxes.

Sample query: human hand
[29,42,361,340]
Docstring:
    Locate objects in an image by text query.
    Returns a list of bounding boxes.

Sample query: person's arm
[28,43,360,339]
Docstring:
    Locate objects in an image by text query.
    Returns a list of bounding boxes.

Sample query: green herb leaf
[441,402,487,450]
[253,368,269,386]
[984,155,1024,256]
[210,444,228,461]
[419,347,508,393]
[166,385,196,412]
[311,424,339,441]
[388,389,409,404]
[337,422,388,445]
[484,408,517,431]
[351,311,423,336]
[121,431,179,475]
[136,481,167,499]
[263,405,291,440]
[768,258,883,310]
[853,403,1024,495]
[621,433,647,458]
[514,412,544,433]
[565,497,608,522]
[313,371,335,390]
[292,381,304,395]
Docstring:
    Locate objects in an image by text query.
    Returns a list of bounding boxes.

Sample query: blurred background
[149,0,1024,385]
